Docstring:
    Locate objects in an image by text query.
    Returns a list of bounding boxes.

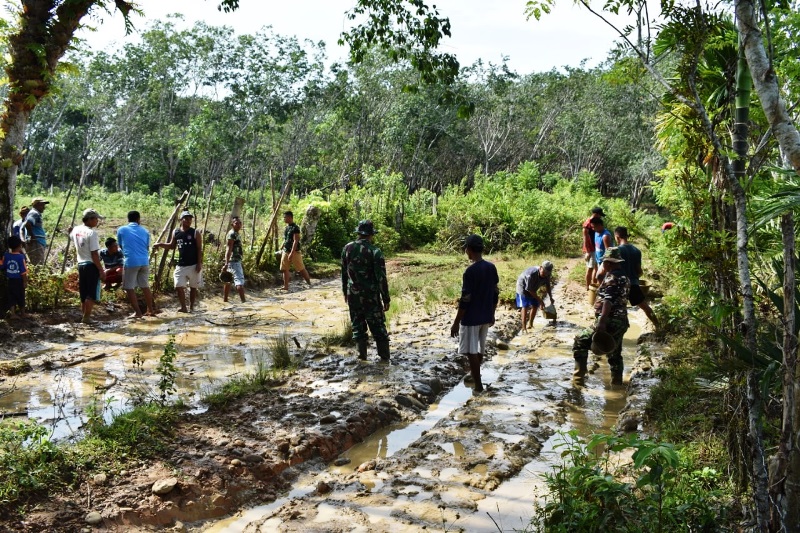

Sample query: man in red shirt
[582,207,605,290]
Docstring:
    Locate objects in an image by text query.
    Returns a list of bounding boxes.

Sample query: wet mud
[0,260,666,532]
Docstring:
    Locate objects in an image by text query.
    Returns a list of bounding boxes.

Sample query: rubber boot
[376,339,391,361]
[357,338,368,360]
[573,357,588,379]
[611,368,624,385]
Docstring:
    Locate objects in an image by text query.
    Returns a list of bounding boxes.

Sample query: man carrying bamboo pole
[154,211,203,313]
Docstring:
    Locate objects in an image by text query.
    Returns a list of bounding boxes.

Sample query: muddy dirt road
[0,260,662,532]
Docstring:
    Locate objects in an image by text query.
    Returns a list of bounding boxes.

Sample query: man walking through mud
[582,206,605,290]
[451,234,499,393]
[572,247,630,385]
[222,216,246,303]
[342,220,391,362]
[280,210,312,291]
[154,211,203,313]
[613,226,659,329]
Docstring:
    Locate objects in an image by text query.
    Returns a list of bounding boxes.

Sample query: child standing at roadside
[1,236,28,318]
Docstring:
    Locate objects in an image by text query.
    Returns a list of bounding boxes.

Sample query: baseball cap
[82,208,103,219]
[591,206,605,216]
[180,211,194,219]
[602,247,626,263]
[31,198,49,205]
[464,234,484,251]
[542,260,554,272]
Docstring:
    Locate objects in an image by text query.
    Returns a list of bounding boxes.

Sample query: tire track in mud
[203,264,649,532]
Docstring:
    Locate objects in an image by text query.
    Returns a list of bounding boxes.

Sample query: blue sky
[77,0,633,75]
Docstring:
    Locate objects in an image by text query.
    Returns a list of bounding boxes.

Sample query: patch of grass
[202,348,292,409]
[0,359,32,376]
[320,317,354,350]
[270,333,294,370]
[84,403,176,457]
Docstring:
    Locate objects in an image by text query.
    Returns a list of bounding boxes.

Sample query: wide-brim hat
[591,330,616,355]
[31,198,49,205]
[602,247,625,263]
[355,219,378,235]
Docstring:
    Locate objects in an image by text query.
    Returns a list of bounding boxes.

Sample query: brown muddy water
[201,281,650,532]
[0,280,349,438]
[0,270,652,532]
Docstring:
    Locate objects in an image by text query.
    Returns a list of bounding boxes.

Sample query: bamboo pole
[215,193,234,252]
[59,174,86,274]
[255,180,290,268]
[164,189,192,290]
[151,190,189,291]
[270,170,278,256]
[44,181,74,266]
[200,179,215,239]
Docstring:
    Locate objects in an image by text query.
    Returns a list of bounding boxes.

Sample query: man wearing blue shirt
[116,211,156,318]
[24,198,49,265]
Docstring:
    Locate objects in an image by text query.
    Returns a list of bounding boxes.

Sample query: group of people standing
[1,199,319,323]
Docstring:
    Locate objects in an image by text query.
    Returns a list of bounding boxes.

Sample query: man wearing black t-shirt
[155,211,203,312]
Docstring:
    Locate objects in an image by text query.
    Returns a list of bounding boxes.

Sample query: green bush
[534,431,729,532]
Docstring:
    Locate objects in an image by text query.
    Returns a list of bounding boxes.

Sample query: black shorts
[629,284,645,306]
[78,263,101,302]
[6,278,25,309]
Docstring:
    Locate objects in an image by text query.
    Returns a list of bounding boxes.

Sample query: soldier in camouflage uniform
[342,220,391,361]
[572,247,630,384]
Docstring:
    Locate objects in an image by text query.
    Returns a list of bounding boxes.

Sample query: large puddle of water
[0,280,349,439]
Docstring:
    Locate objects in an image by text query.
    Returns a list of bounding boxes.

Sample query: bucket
[591,330,616,355]
[587,285,598,305]
[639,279,651,296]
[543,304,557,320]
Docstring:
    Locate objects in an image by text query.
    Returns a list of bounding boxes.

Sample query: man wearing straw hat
[572,247,630,385]
[24,198,49,265]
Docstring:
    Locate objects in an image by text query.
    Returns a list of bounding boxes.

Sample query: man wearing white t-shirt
[70,209,106,323]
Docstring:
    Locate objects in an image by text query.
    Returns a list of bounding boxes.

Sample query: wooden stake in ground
[255,180,290,268]
[201,180,215,237]
[59,176,86,274]
[152,190,190,291]
[45,181,74,266]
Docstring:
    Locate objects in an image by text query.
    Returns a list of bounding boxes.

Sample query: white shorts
[585,254,598,269]
[458,323,490,355]
[174,264,203,289]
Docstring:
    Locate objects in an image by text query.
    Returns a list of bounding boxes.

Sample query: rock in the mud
[316,481,332,494]
[92,473,107,486]
[357,460,377,472]
[412,383,434,398]
[418,377,443,395]
[333,457,351,466]
[377,399,395,409]
[277,441,291,454]
[618,410,641,433]
[244,454,263,464]
[394,395,413,407]
[496,340,510,350]
[320,414,337,424]
[85,511,102,525]
[233,438,246,447]
[173,521,186,532]
[231,458,243,466]
[152,477,178,495]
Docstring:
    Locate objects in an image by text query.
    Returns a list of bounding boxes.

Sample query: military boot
[573,356,588,379]
[610,367,624,385]
[357,338,368,360]
[376,340,391,361]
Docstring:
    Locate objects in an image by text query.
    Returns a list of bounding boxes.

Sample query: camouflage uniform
[573,267,630,377]
[341,233,390,355]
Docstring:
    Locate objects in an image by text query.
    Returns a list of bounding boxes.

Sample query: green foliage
[83,404,176,458]
[155,334,179,403]
[0,421,68,509]
[320,317,355,350]
[533,431,728,532]
[24,265,71,312]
